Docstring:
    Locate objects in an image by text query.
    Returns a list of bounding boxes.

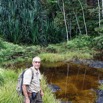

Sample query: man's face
[32,58,41,70]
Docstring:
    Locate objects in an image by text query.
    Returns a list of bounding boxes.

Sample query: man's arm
[40,81,44,96]
[22,85,30,103]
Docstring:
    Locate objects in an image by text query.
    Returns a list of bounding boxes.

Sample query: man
[22,56,44,103]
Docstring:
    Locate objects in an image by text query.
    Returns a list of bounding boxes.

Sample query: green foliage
[99,84,103,90]
[93,35,103,50]
[0,72,4,86]
[0,68,59,103]
[3,69,18,81]
[67,35,93,49]
[0,0,65,44]
[39,51,92,63]
[39,53,66,62]
[0,38,5,49]
[41,76,59,103]
[0,68,18,83]
[0,39,24,63]
[0,37,94,68]
[95,26,103,35]
[0,39,42,67]
[46,45,58,53]
[0,81,23,103]
[0,0,101,44]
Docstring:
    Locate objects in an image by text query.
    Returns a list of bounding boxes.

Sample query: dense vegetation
[0,68,59,103]
[0,0,103,45]
[0,0,103,102]
[1,35,100,69]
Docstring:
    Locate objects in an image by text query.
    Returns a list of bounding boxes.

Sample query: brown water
[41,62,103,103]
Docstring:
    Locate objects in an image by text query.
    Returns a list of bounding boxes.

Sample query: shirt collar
[31,66,39,74]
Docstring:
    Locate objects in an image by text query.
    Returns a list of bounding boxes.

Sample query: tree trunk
[73,9,82,35]
[102,0,103,17]
[68,18,72,39]
[62,0,69,42]
[78,0,88,35]
[98,0,101,27]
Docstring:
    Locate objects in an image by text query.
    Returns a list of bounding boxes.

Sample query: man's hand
[25,97,30,103]
[40,90,44,96]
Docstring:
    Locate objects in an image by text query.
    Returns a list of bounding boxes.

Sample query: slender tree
[73,9,82,35]
[98,0,101,27]
[102,0,103,17]
[62,0,69,42]
[78,0,88,35]
[68,18,72,39]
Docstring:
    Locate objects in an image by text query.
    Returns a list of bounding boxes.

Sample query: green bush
[0,81,23,103]
[0,39,42,67]
[46,45,58,53]
[41,76,59,103]
[0,38,5,49]
[0,74,4,86]
[95,26,103,35]
[93,35,103,50]
[67,35,93,49]
[2,69,18,81]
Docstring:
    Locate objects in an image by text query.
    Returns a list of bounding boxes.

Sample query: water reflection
[41,62,103,103]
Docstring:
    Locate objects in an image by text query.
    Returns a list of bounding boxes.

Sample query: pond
[41,60,103,103]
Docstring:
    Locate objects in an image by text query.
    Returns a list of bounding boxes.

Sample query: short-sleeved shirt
[23,67,42,93]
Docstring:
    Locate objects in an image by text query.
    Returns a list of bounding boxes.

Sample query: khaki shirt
[23,67,41,93]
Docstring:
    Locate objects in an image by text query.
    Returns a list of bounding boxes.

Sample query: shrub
[0,74,4,86]
[46,45,58,53]
[67,35,92,49]
[93,35,103,50]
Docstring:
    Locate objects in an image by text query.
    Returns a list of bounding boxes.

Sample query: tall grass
[0,68,22,103]
[0,72,4,86]
[39,52,93,63]
[0,81,23,103]
[0,68,59,103]
[41,76,60,103]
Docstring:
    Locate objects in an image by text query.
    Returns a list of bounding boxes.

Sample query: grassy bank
[0,68,59,103]
[0,35,103,102]
[0,35,97,68]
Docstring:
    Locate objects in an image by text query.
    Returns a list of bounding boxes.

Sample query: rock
[70,59,103,69]
[96,90,103,103]
[48,84,61,92]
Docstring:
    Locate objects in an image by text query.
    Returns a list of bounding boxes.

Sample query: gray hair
[32,56,41,62]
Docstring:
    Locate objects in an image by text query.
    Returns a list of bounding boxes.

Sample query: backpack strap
[22,67,34,86]
[29,67,34,80]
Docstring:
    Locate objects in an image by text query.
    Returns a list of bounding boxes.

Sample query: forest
[0,0,103,103]
[0,0,103,47]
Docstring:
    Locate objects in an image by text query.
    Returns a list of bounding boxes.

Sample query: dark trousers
[23,92,42,103]
[30,92,42,103]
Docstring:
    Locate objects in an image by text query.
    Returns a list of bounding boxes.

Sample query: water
[41,61,103,103]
